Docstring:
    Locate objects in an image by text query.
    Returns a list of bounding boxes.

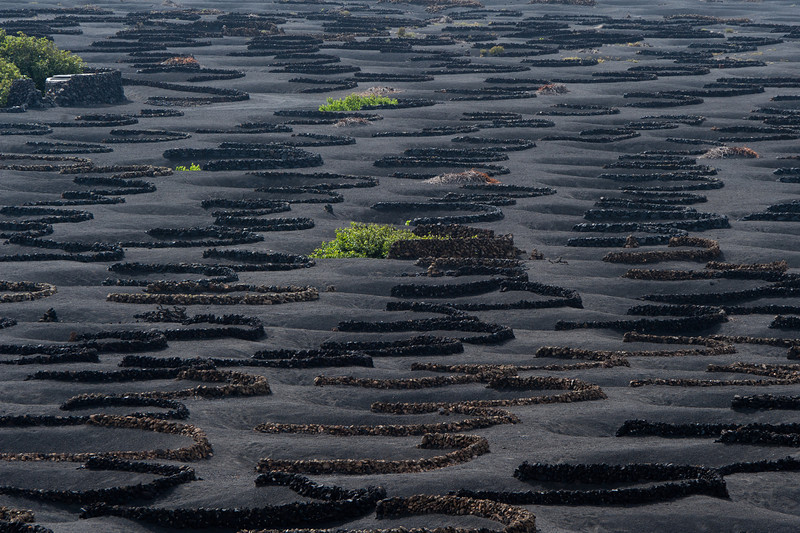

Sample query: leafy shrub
[0,57,22,107]
[311,222,422,258]
[397,27,416,38]
[175,163,202,171]
[488,45,505,56]
[0,31,84,91]
[319,93,398,112]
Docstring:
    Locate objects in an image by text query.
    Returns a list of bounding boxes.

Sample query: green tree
[0,31,84,91]
[0,57,22,107]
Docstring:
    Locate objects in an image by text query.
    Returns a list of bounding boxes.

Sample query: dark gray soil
[2,0,800,531]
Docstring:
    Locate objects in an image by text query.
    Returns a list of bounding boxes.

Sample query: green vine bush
[311,223,430,258]
[319,93,398,112]
[397,27,416,38]
[175,163,202,171]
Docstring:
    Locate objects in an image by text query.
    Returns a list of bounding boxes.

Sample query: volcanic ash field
[2,0,800,531]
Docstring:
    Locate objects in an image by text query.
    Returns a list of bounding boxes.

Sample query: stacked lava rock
[5,78,48,108]
[45,69,125,106]
[387,224,522,259]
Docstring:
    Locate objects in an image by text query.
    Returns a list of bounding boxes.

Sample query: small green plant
[175,163,202,171]
[310,222,421,258]
[319,93,399,112]
[397,27,416,38]
[0,57,22,107]
[0,30,83,91]
[488,45,505,56]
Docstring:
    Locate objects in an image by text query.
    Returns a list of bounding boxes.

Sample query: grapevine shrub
[319,93,399,112]
[311,223,421,258]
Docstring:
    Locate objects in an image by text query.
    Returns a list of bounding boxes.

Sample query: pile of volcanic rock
[45,70,125,106]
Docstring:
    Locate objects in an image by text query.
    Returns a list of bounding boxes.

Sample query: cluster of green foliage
[319,93,398,112]
[397,27,416,38]
[480,45,505,57]
[0,31,84,94]
[310,222,422,258]
[0,58,22,107]
[175,163,202,171]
